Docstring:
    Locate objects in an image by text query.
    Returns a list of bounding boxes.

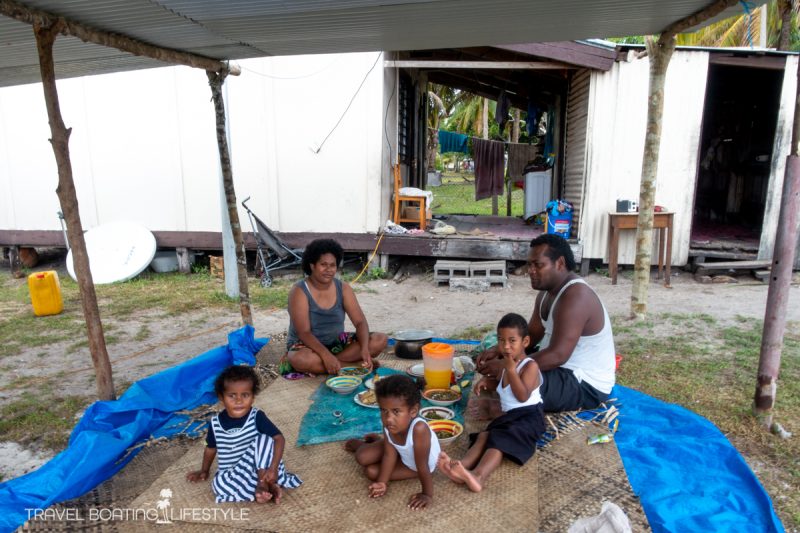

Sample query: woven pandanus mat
[536,421,650,532]
[126,352,539,531]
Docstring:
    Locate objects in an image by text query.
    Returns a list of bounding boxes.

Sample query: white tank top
[497,357,543,412]
[539,278,616,394]
[385,417,440,472]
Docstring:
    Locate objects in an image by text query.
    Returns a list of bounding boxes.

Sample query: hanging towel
[496,90,511,131]
[507,143,540,180]
[473,138,505,201]
[527,102,541,138]
[438,130,470,154]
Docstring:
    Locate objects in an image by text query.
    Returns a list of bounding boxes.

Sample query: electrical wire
[313,52,383,154]
[351,232,385,284]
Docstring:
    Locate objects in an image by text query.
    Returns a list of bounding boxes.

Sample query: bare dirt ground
[1,259,799,481]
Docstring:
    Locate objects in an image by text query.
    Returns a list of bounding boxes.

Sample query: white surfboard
[66,221,157,284]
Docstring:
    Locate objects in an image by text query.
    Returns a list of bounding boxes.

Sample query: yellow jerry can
[28,270,63,317]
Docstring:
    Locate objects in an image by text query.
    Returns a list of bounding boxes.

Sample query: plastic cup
[422,342,454,390]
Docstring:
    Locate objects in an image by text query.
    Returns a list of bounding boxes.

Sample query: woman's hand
[407,492,431,510]
[360,352,373,371]
[474,377,496,395]
[186,470,208,482]
[322,353,341,375]
[369,481,387,498]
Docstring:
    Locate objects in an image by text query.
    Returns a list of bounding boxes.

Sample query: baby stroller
[241,197,303,287]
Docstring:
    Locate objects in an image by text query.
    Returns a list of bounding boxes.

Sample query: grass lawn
[427,171,524,216]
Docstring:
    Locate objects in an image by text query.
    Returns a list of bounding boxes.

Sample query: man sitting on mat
[477,234,615,412]
[283,238,388,375]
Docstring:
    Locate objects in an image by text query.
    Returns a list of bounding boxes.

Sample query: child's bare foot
[437,452,463,484]
[345,433,381,452]
[255,482,273,503]
[448,460,483,493]
[267,481,283,504]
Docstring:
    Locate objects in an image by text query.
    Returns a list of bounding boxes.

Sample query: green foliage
[428,172,524,216]
[0,391,90,449]
[364,267,387,281]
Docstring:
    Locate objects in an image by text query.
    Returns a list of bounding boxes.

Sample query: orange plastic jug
[28,270,63,317]
[421,342,454,390]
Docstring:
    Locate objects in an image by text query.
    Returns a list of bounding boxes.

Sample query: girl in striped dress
[186,365,302,503]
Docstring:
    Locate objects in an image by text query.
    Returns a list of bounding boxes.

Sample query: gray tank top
[286,278,345,349]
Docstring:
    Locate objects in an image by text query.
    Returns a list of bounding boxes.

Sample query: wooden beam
[384,60,573,70]
[0,0,238,75]
[34,20,115,401]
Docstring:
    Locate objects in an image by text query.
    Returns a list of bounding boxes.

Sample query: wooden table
[607,212,674,286]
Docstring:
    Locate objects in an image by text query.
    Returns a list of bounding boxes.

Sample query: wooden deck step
[694,260,771,271]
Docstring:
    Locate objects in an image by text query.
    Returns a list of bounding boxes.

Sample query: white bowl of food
[419,406,455,421]
[325,376,362,395]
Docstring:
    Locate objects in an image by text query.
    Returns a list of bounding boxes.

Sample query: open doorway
[691,64,783,258]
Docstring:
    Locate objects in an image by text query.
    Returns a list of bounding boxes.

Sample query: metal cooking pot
[393,329,435,359]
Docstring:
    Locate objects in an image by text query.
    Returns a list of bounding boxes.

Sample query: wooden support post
[8,245,23,278]
[207,71,252,326]
[34,21,115,400]
[753,51,800,426]
[630,0,739,319]
[176,247,192,274]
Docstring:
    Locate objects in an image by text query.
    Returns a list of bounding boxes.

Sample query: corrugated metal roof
[0,0,748,86]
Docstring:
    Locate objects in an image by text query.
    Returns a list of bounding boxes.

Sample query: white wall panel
[582,51,709,266]
[0,52,385,236]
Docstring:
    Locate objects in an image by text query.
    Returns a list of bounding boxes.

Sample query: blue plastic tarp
[613,385,783,533]
[0,325,266,533]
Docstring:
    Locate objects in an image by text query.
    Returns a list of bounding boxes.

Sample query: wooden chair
[392,163,427,229]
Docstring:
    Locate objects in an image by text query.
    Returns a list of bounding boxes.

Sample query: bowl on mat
[338,366,371,378]
[422,388,461,407]
[326,376,362,395]
[427,419,463,445]
[420,406,455,421]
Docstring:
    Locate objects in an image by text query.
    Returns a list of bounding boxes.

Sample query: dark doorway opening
[691,64,783,258]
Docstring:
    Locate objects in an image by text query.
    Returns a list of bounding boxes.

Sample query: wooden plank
[688,248,758,260]
[694,260,772,270]
[385,60,573,70]
[709,54,786,70]
[0,229,581,263]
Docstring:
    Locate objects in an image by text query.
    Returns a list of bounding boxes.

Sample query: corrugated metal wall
[563,69,591,235]
[580,51,711,265]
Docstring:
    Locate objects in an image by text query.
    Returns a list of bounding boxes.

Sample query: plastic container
[28,270,63,317]
[523,170,552,218]
[545,200,573,239]
[422,342,454,390]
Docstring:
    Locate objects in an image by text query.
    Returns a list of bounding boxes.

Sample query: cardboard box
[209,255,224,279]
[401,206,432,221]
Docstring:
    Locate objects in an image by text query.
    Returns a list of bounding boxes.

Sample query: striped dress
[210,407,302,503]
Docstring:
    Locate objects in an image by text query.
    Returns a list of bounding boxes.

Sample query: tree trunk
[34,22,115,400]
[207,71,253,326]
[753,52,800,427]
[778,0,793,51]
[630,36,675,319]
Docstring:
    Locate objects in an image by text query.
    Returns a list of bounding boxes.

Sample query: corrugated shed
[758,55,799,262]
[581,50,710,266]
[0,0,748,86]
[563,69,591,236]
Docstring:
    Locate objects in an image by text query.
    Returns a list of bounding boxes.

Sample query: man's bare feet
[255,482,273,503]
[447,460,483,493]
[267,481,283,504]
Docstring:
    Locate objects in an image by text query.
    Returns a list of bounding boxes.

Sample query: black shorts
[469,404,545,465]
[539,367,609,412]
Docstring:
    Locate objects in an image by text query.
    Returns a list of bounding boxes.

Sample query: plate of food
[364,374,384,390]
[339,366,371,378]
[420,406,455,421]
[422,388,462,407]
[354,389,379,408]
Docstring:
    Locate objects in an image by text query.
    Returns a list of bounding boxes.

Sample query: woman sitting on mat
[346,374,439,510]
[284,238,387,375]
[438,313,545,492]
